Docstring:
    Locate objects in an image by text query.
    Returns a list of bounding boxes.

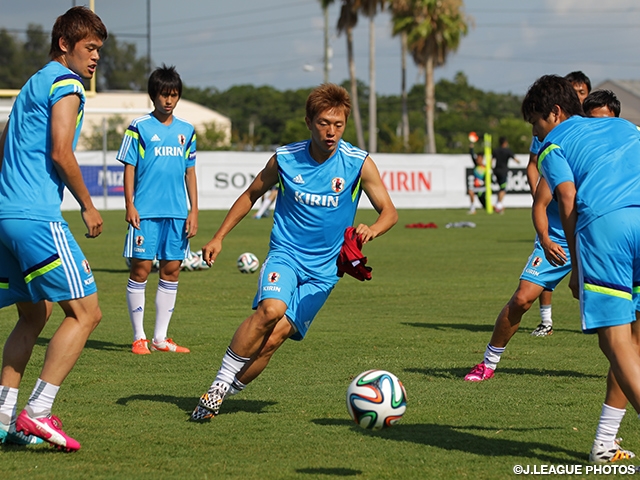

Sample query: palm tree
[392,0,469,153]
[337,0,365,149]
[356,0,387,154]
[390,0,410,152]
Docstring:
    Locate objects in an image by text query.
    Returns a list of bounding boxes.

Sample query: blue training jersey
[269,139,367,278]
[0,61,86,221]
[116,114,196,219]
[539,116,640,232]
[530,136,542,155]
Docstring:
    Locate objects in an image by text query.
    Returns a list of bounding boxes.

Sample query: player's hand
[201,237,222,266]
[125,205,140,229]
[354,223,375,244]
[185,212,198,239]
[568,270,579,299]
[82,206,103,238]
[541,241,567,267]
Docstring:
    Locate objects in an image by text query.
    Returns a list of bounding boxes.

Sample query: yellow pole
[484,133,493,214]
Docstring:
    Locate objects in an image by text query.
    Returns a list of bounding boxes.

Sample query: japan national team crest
[136,235,145,246]
[531,256,542,268]
[82,259,92,274]
[331,177,345,193]
[268,272,280,283]
[178,134,186,145]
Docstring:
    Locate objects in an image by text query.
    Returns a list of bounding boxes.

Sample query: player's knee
[510,290,535,311]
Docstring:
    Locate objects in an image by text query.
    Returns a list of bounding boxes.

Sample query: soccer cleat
[15,410,80,452]
[151,338,190,353]
[132,338,151,355]
[191,383,229,421]
[0,421,44,445]
[589,439,636,463]
[464,363,495,382]
[530,323,553,337]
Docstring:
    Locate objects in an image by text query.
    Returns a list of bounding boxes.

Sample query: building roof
[594,80,640,125]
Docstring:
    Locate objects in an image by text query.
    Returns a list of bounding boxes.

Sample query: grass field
[0,207,637,479]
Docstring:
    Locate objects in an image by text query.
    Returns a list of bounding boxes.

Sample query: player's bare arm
[123,163,139,229]
[532,178,567,267]
[185,166,199,238]
[555,181,579,298]
[202,155,279,264]
[527,153,539,198]
[358,156,398,244]
[50,94,102,238]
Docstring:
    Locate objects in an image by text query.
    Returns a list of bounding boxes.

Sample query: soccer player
[117,65,198,355]
[252,184,278,219]
[525,71,592,336]
[0,7,107,451]
[491,136,520,214]
[467,144,486,215]
[191,83,397,421]
[522,74,640,462]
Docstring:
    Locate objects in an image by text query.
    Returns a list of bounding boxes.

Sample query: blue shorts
[519,239,571,290]
[0,219,97,307]
[577,208,640,333]
[252,253,338,341]
[123,218,188,261]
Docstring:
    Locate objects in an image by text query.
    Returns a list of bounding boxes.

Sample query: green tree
[81,115,128,151]
[392,0,469,153]
[97,34,148,91]
[195,122,230,151]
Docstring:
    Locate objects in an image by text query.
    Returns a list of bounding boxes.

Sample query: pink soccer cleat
[464,363,495,382]
[16,410,80,452]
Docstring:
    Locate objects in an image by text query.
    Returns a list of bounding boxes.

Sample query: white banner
[63,151,533,211]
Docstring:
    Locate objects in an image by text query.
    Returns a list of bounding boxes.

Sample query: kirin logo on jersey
[531,256,542,268]
[331,177,345,193]
[268,272,280,283]
[178,134,186,145]
[136,235,145,246]
[82,259,92,274]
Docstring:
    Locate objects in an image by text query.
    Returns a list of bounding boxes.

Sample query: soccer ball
[346,370,407,430]
[182,250,210,271]
[237,252,260,274]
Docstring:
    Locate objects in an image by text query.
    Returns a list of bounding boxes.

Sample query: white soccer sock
[0,386,19,425]
[483,344,505,370]
[127,279,147,341]
[25,379,59,418]
[213,347,251,388]
[255,196,274,218]
[229,378,247,396]
[595,403,626,444]
[153,279,178,343]
[540,304,552,326]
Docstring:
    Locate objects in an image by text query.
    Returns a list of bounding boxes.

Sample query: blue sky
[1,0,639,96]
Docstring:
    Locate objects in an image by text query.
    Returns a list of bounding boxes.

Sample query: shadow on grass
[297,468,362,476]
[402,322,580,335]
[35,337,130,352]
[312,419,585,463]
[115,394,276,416]
[405,366,602,380]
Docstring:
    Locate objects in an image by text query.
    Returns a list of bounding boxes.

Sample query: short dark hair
[306,83,351,121]
[583,89,621,118]
[148,64,182,101]
[564,71,591,94]
[498,136,507,146]
[50,6,107,59]
[521,75,584,123]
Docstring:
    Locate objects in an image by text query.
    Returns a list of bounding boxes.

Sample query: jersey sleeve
[49,73,85,106]
[185,128,196,168]
[116,123,142,167]
[538,142,574,193]
[529,136,542,155]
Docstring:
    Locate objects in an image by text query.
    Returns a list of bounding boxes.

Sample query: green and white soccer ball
[346,370,407,430]
[237,252,260,274]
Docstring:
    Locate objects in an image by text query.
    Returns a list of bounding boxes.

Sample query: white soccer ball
[346,370,407,430]
[237,252,260,274]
